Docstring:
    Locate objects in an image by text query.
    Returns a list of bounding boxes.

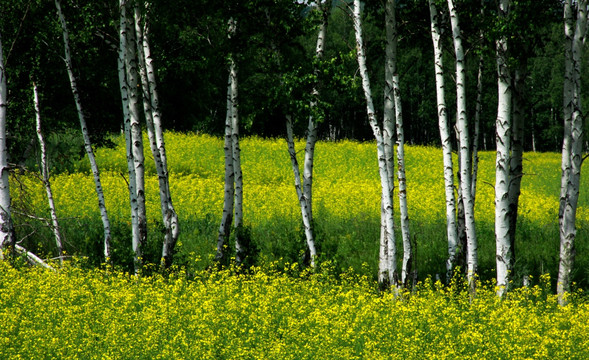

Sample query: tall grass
[10,133,588,286]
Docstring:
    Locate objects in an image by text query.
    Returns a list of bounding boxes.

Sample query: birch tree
[285,2,328,268]
[216,17,243,264]
[118,0,143,273]
[133,2,179,268]
[353,0,397,287]
[385,0,411,286]
[558,0,587,305]
[0,31,13,259]
[54,0,111,260]
[494,0,513,296]
[447,0,477,290]
[428,0,458,281]
[33,82,63,264]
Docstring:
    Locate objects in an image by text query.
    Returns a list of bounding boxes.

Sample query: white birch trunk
[386,0,411,285]
[216,71,235,263]
[286,116,316,268]
[495,0,513,295]
[393,74,411,286]
[472,2,483,202]
[428,0,458,281]
[383,0,396,286]
[354,0,397,286]
[558,0,587,305]
[447,0,477,290]
[54,0,111,260]
[134,4,179,268]
[119,0,141,273]
[125,4,147,258]
[227,18,244,265]
[33,82,63,265]
[0,33,13,258]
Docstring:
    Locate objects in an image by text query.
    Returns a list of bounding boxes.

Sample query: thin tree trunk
[447,0,477,290]
[386,0,411,285]
[216,64,235,263]
[118,0,141,274]
[0,32,13,259]
[286,116,316,267]
[507,60,526,274]
[558,0,587,305]
[354,0,397,287]
[495,0,513,296]
[429,0,458,281]
[227,18,244,266]
[33,82,63,265]
[383,0,396,286]
[125,3,147,262]
[54,0,111,261]
[472,1,483,202]
[134,3,179,268]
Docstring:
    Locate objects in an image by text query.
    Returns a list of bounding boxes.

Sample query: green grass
[9,133,589,287]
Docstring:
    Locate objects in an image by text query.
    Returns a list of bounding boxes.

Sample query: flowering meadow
[1,261,588,359]
[9,133,589,284]
[3,133,589,359]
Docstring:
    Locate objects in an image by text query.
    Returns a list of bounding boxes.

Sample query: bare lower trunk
[286,116,317,267]
[495,0,513,295]
[0,33,13,258]
[33,82,63,265]
[119,0,141,274]
[448,0,477,290]
[134,4,178,268]
[230,52,244,265]
[428,0,458,281]
[54,0,111,260]
[216,67,235,263]
[558,0,586,305]
[354,0,397,287]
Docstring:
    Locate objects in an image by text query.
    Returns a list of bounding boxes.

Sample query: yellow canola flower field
[21,132,586,227]
[0,261,587,360]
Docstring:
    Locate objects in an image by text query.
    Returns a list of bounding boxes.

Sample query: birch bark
[385,0,411,285]
[119,0,141,273]
[33,82,63,265]
[216,68,235,263]
[447,0,477,290]
[125,4,147,260]
[428,0,458,281]
[558,0,587,305]
[134,3,179,268]
[0,32,13,258]
[495,0,513,295]
[54,0,111,260]
[354,0,397,286]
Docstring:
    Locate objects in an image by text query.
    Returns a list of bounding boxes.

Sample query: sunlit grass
[9,132,588,285]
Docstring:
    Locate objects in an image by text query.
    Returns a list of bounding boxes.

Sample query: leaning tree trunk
[134,3,179,268]
[0,32,13,259]
[33,82,63,265]
[558,0,587,305]
[447,0,477,291]
[354,0,397,287]
[495,0,513,296]
[54,0,111,260]
[428,0,458,281]
[286,4,328,268]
